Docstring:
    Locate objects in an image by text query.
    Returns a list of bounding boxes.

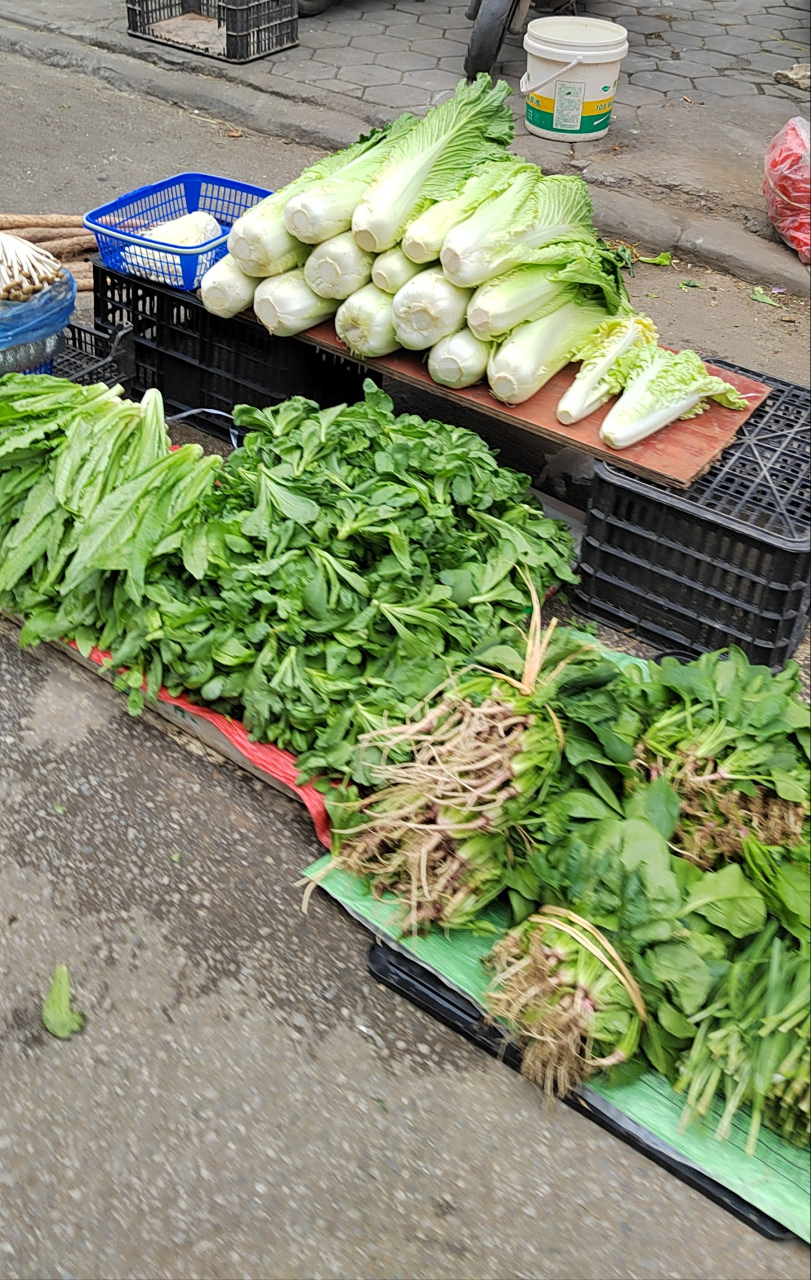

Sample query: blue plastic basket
[84,172,272,291]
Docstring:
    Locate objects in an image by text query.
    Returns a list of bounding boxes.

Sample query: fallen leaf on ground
[42,965,85,1039]
[749,286,784,308]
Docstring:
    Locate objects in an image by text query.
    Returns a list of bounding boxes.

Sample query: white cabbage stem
[228,196,310,278]
[303,232,375,300]
[428,328,490,389]
[200,254,260,319]
[372,247,425,294]
[487,300,607,406]
[467,267,567,341]
[253,269,338,337]
[600,392,703,448]
[392,267,472,351]
[335,283,400,358]
[284,180,371,245]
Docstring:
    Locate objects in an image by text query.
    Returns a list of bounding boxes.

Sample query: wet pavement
[2,621,809,1279]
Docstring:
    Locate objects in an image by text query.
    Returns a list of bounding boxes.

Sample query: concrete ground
[1,50,810,1280]
[0,0,808,291]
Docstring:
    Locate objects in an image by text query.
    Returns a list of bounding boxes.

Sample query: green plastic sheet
[305,857,811,1242]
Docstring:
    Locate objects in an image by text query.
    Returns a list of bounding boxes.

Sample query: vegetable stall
[1,72,809,1241]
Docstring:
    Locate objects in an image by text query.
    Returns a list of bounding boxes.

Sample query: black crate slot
[575,361,810,668]
[52,323,136,392]
[93,260,369,442]
[368,941,795,1243]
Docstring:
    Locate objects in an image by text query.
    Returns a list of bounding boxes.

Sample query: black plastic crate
[367,942,794,1241]
[126,0,297,62]
[575,361,810,668]
[53,322,136,392]
[92,258,368,440]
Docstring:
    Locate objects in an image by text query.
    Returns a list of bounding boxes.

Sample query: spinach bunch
[89,382,575,775]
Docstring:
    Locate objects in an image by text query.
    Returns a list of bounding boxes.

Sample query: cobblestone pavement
[3,0,808,114]
[268,0,810,111]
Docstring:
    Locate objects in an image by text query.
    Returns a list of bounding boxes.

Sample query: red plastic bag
[763,116,810,265]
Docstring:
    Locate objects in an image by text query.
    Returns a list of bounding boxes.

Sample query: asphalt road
[0,51,809,1280]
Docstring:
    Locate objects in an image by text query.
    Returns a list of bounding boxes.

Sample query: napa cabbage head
[468,243,629,341]
[488,297,609,405]
[351,75,514,254]
[283,113,419,244]
[599,346,750,449]
[401,155,528,264]
[228,126,409,276]
[556,314,659,423]
[441,172,596,288]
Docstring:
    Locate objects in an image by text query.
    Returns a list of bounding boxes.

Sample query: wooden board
[298,323,771,490]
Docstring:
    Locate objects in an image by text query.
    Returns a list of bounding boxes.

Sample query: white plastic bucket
[521,17,628,142]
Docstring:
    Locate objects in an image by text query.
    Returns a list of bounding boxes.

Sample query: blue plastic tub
[83,172,272,291]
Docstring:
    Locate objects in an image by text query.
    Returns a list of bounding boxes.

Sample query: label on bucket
[553,81,585,130]
[526,87,615,135]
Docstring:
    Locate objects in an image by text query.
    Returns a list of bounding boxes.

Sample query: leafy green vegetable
[41,964,85,1039]
[352,75,514,253]
[681,862,767,938]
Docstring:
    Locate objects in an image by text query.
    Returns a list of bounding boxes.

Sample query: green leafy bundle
[323,620,621,932]
[2,375,577,771]
[0,377,220,631]
[674,924,809,1152]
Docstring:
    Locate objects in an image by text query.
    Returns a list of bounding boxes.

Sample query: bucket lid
[524,15,628,51]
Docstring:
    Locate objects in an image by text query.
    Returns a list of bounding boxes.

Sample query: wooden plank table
[298,322,771,490]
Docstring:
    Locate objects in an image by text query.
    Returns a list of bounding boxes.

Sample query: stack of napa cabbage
[200,75,747,443]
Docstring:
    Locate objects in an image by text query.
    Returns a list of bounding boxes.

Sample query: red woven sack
[763,116,810,265]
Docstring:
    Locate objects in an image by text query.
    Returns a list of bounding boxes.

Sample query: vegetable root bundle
[320,614,610,930]
[487,907,646,1096]
[323,691,540,930]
